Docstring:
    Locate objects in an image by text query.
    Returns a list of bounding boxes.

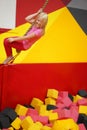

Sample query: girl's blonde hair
[38,12,48,28]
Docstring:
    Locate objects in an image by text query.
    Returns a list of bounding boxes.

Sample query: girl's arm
[7,32,37,43]
[25,8,43,24]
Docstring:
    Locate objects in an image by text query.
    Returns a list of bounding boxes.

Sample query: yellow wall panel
[20,7,87,63]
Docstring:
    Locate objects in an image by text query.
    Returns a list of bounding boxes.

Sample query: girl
[3,8,48,64]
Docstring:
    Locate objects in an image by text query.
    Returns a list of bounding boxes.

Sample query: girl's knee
[4,38,9,45]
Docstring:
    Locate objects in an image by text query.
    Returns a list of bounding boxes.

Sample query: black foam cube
[83,115,87,129]
[1,107,17,122]
[77,114,86,124]
[0,114,10,128]
[24,104,34,109]
[68,93,74,101]
[77,90,87,98]
[47,104,57,110]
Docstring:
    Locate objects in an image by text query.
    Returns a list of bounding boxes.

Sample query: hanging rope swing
[24,0,49,35]
[9,0,49,64]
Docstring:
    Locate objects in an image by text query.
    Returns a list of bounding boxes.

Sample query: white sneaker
[3,56,14,64]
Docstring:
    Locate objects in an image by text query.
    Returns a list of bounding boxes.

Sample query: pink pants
[4,38,27,57]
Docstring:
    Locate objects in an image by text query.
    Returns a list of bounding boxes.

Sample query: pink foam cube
[79,123,86,130]
[70,106,79,122]
[58,109,71,119]
[56,96,63,104]
[58,91,68,98]
[28,113,39,122]
[56,103,65,109]
[19,116,26,120]
[53,108,61,113]
[77,98,87,106]
[26,108,38,115]
[38,115,49,125]
[61,96,72,107]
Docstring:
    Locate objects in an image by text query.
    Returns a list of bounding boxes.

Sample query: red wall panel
[16,0,71,26]
[1,63,87,110]
[0,65,4,110]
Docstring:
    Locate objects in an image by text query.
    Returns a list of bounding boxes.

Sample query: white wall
[0,0,16,29]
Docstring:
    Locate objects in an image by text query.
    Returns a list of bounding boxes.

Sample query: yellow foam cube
[15,104,28,116]
[45,98,56,105]
[38,105,46,111]
[41,125,51,130]
[49,112,58,122]
[35,121,43,128]
[30,98,44,109]
[38,105,47,115]
[8,127,14,130]
[52,119,79,130]
[38,105,53,116]
[47,89,58,99]
[25,122,42,130]
[40,110,50,116]
[79,105,87,115]
[11,117,21,129]
[21,116,33,129]
[73,95,83,103]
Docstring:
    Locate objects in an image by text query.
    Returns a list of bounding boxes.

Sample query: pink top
[23,26,43,49]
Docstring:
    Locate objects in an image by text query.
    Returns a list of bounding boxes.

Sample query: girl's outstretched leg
[3,38,25,64]
[3,38,13,64]
[4,38,13,57]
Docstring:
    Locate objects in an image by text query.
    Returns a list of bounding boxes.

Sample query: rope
[24,0,49,35]
[42,0,49,11]
[9,52,21,64]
